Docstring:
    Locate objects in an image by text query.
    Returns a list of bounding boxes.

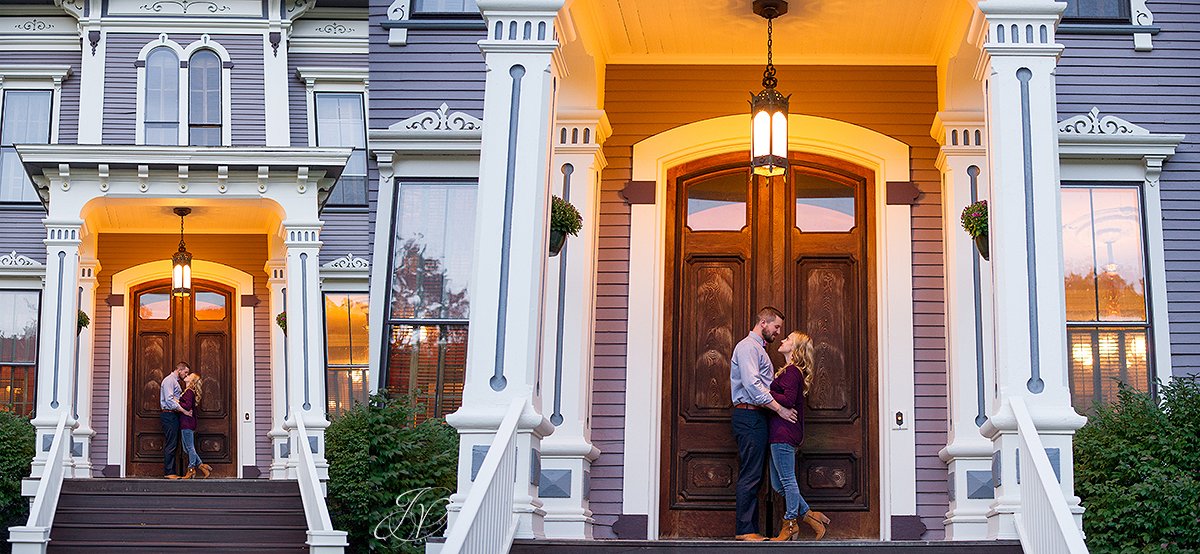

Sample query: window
[1062,186,1150,413]
[324,292,369,416]
[0,291,39,416]
[0,90,52,203]
[412,0,478,14]
[145,47,180,145]
[315,93,367,207]
[188,50,222,146]
[385,182,476,421]
[1062,0,1129,22]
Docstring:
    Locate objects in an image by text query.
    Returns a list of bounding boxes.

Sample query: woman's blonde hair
[184,373,203,401]
[775,331,815,396]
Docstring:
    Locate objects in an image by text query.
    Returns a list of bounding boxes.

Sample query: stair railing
[1011,397,1088,554]
[290,411,348,554]
[8,412,70,554]
[441,398,524,554]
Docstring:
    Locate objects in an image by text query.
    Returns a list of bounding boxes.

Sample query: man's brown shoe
[734,533,768,541]
[165,474,180,479]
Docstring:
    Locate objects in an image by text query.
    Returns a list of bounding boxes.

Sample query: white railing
[441,399,524,554]
[1011,398,1089,554]
[291,411,349,554]
[8,412,70,554]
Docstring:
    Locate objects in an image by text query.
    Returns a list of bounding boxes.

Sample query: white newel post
[443,0,563,540]
[977,0,1086,539]
[281,224,331,480]
[28,221,83,481]
[71,257,100,478]
[933,113,995,539]
[538,111,609,539]
[266,260,290,479]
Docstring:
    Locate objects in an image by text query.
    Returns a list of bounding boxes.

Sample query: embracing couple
[730,307,830,542]
[160,361,212,480]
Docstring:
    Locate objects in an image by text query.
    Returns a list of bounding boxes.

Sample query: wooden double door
[128,279,236,478]
[661,153,879,538]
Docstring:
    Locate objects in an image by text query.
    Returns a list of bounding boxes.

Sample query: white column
[933,113,995,539]
[443,0,563,540]
[71,257,100,478]
[263,23,292,147]
[977,0,1086,539]
[280,224,330,480]
[29,221,82,480]
[265,260,290,479]
[77,24,105,144]
[538,111,608,539]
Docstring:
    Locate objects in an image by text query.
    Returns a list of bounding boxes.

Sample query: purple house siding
[0,208,47,263]
[1056,1,1200,378]
[103,33,265,145]
[367,6,485,126]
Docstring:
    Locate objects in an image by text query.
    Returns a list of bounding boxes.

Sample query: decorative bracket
[886,181,920,205]
[621,180,655,205]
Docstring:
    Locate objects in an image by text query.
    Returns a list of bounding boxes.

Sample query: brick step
[509,539,1025,554]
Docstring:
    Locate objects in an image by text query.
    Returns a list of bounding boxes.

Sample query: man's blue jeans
[160,411,180,476]
[769,443,810,520]
[732,408,769,535]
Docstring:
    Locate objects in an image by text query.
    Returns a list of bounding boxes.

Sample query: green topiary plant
[960,200,989,260]
[0,410,34,549]
[548,196,583,257]
[324,391,458,553]
[275,311,287,335]
[77,310,90,333]
[1074,377,1200,553]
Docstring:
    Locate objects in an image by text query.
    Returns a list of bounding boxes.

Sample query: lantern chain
[762,17,777,90]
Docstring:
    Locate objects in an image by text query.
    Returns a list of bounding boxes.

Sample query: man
[160,361,192,479]
[730,307,798,541]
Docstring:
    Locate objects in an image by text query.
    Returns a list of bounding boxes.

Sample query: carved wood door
[661,153,879,538]
[128,279,236,478]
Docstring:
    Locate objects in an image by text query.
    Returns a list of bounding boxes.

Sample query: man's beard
[760,329,776,343]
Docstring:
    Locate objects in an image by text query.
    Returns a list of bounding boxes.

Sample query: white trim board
[105,259,257,477]
[621,113,915,540]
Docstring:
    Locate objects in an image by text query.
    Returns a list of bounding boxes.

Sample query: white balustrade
[442,399,523,554]
[8,412,70,554]
[292,411,349,553]
[1011,398,1089,554]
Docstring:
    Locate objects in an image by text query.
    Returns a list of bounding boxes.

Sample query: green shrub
[1074,377,1200,553]
[0,410,34,553]
[325,392,458,554]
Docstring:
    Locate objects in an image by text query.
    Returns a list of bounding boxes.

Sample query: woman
[179,373,212,479]
[768,331,830,541]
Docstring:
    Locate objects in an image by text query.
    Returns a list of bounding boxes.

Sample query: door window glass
[194,292,226,320]
[794,172,856,233]
[687,172,747,232]
[139,292,171,320]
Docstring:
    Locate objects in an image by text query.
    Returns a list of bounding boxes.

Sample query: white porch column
[933,113,995,539]
[265,259,290,479]
[538,111,608,539]
[76,23,105,144]
[71,257,100,478]
[28,221,83,480]
[977,0,1086,539]
[443,0,563,540]
[280,224,330,480]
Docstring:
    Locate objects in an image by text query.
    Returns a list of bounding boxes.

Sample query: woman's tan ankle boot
[198,463,212,478]
[802,510,829,540]
[770,518,799,541]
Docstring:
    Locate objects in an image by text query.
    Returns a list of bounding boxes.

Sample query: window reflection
[0,291,38,416]
[325,292,370,416]
[686,172,747,232]
[390,184,476,319]
[139,293,171,320]
[794,172,855,232]
[194,292,226,320]
[387,324,468,422]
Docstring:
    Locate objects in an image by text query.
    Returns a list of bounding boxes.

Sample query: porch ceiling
[82,198,281,234]
[568,0,975,66]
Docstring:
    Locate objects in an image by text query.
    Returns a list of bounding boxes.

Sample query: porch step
[510,539,1025,553]
[47,479,309,553]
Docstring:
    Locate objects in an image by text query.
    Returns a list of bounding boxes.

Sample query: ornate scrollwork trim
[0,251,43,267]
[393,103,483,132]
[1058,107,1149,136]
[321,253,370,269]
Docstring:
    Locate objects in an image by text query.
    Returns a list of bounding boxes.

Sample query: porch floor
[510,539,1024,553]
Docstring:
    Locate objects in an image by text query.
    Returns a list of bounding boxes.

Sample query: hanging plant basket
[276,311,287,335]
[77,310,90,333]
[961,200,990,261]
[549,195,583,257]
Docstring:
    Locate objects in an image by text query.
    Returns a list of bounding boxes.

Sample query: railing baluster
[1012,398,1087,554]
[442,398,525,554]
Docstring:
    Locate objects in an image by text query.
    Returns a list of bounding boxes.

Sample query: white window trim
[1058,107,1185,387]
[0,65,70,145]
[296,67,370,148]
[135,34,233,147]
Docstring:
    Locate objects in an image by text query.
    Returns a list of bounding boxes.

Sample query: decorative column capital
[476,0,565,53]
[281,224,322,247]
[265,260,287,284]
[932,111,987,171]
[978,0,1065,57]
[44,222,83,247]
[79,258,100,284]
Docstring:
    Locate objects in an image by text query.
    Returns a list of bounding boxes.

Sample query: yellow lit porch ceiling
[568,0,975,66]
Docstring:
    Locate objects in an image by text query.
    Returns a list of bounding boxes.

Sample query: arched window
[188,50,221,146]
[144,47,180,145]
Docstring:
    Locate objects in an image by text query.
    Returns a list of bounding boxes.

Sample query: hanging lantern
[172,207,193,297]
[750,0,790,177]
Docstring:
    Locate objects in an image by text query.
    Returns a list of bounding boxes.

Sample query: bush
[1074,377,1200,553]
[0,411,34,553]
[325,392,459,553]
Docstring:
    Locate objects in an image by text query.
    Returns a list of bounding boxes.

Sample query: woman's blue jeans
[769,443,810,520]
[181,429,203,468]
